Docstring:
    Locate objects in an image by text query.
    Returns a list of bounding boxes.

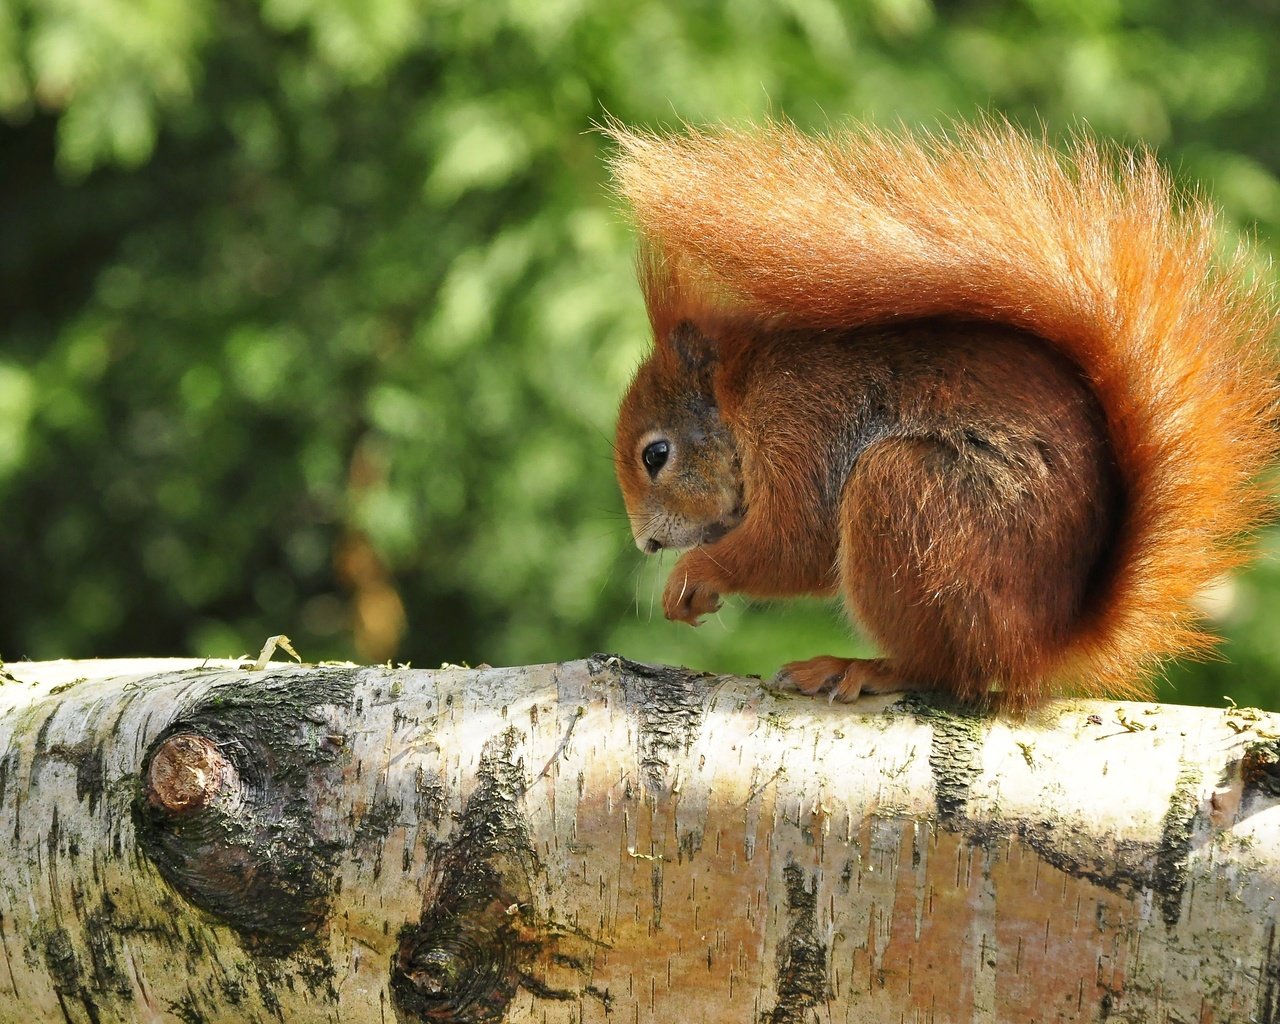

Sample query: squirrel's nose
[642,538,663,554]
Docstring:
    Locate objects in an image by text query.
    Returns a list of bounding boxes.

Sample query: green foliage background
[2,0,1278,707]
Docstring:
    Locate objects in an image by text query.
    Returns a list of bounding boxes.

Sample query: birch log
[0,655,1278,1024]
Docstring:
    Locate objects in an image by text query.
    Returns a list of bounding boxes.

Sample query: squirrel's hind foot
[775,656,921,703]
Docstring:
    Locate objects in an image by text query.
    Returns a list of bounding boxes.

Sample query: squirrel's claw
[776,657,916,703]
[662,560,722,625]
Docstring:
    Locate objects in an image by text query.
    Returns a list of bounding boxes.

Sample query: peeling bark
[0,655,1277,1023]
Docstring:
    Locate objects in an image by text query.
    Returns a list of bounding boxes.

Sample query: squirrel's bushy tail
[607,120,1280,700]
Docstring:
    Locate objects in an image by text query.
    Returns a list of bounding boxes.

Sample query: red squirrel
[608,121,1280,711]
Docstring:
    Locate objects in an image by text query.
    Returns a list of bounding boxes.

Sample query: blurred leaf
[0,364,35,477]
[23,0,209,172]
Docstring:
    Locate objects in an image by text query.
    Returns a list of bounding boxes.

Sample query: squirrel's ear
[667,321,718,380]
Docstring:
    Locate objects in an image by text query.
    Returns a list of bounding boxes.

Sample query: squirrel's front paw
[663,558,722,625]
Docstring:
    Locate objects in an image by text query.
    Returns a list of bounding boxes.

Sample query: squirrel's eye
[642,440,670,478]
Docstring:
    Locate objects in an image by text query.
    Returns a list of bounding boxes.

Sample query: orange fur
[608,120,1280,707]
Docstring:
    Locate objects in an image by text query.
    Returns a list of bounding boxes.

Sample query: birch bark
[0,655,1277,1023]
